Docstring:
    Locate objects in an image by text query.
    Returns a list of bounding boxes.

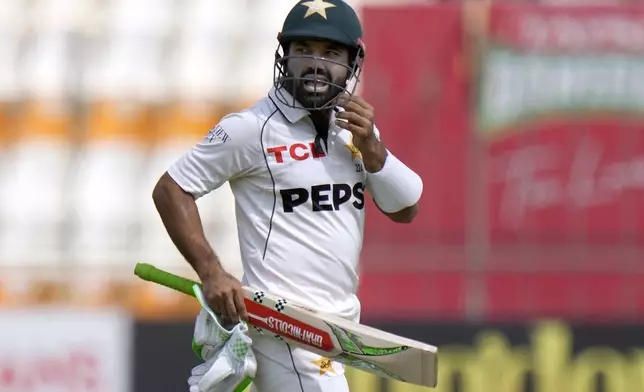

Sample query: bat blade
[245,286,438,388]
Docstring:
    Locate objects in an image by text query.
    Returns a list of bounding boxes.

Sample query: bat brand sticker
[335,353,406,381]
[267,317,324,348]
[327,323,410,356]
[245,300,334,351]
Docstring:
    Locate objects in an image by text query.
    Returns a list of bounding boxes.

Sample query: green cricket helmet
[273,0,366,111]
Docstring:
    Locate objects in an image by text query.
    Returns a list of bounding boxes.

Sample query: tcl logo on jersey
[266,143,325,163]
[281,183,365,212]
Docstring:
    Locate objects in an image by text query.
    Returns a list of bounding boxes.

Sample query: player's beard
[283,68,346,110]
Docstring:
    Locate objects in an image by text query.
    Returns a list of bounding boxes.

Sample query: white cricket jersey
[168,87,380,321]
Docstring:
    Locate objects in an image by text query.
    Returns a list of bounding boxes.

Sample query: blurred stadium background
[2,0,644,391]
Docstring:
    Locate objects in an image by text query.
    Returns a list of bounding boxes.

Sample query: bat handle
[134,262,201,298]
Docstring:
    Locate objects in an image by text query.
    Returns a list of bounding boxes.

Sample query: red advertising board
[478,4,644,245]
[357,3,644,322]
[360,5,470,263]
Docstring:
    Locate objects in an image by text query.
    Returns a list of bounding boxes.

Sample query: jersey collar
[268,87,310,124]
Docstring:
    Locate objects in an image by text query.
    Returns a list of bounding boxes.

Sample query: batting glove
[188,285,257,392]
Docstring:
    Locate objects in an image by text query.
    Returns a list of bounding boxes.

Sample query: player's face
[284,40,351,110]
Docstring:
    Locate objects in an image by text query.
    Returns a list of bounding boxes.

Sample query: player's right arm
[152,113,260,323]
[152,172,229,301]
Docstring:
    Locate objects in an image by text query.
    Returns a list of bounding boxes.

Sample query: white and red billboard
[358,3,644,322]
[479,4,644,245]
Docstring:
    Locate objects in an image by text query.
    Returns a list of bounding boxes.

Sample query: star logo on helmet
[301,0,336,19]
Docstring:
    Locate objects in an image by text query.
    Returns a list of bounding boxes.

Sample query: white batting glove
[188,285,257,392]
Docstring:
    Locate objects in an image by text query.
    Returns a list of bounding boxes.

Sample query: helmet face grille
[272,43,364,111]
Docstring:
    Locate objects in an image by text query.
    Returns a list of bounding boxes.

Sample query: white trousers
[249,332,350,392]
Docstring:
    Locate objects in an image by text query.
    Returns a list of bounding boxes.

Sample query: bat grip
[134,263,201,298]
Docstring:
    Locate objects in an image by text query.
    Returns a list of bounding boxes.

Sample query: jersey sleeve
[167,113,260,199]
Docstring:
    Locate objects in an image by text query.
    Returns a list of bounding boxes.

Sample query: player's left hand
[335,92,387,172]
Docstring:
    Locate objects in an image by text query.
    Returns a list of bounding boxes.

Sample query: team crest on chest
[343,134,363,161]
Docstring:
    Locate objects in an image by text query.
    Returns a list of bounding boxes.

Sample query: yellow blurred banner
[229,321,644,392]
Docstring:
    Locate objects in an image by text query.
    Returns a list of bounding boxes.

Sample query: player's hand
[202,269,249,324]
[335,92,387,172]
[334,92,376,150]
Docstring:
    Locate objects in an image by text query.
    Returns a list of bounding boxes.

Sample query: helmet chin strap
[345,77,358,97]
[346,78,356,92]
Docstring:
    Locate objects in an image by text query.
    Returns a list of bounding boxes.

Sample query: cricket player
[152,1,423,391]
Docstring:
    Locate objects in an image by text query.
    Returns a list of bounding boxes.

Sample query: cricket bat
[134,263,438,388]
